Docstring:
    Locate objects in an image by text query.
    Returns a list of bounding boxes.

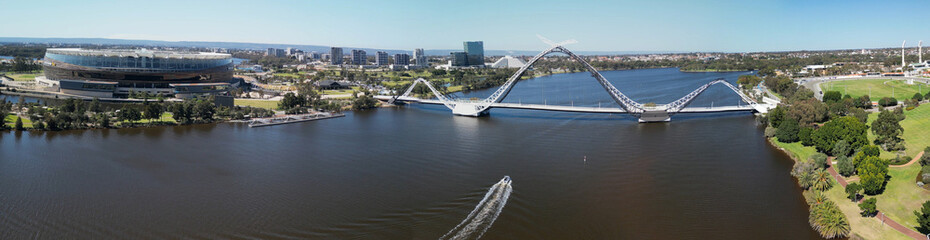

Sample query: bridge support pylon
[451,103,489,117]
[638,110,671,123]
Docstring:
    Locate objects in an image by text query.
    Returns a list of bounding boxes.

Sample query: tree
[144,102,164,122]
[858,198,877,217]
[775,119,800,142]
[786,99,828,127]
[118,106,142,125]
[916,200,930,234]
[96,113,110,128]
[872,109,905,151]
[812,168,833,191]
[194,100,216,121]
[823,91,842,103]
[857,155,888,195]
[811,116,869,154]
[352,89,378,110]
[90,97,102,113]
[914,92,925,101]
[836,156,855,177]
[799,127,815,146]
[845,182,861,201]
[832,140,851,157]
[278,92,306,110]
[14,116,23,130]
[173,103,188,123]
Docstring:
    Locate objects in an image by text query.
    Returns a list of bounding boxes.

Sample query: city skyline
[1,0,929,52]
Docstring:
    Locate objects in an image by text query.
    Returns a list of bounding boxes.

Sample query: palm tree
[809,201,851,239]
[806,190,828,205]
[812,169,834,191]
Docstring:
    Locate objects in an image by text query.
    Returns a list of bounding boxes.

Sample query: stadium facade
[40,48,238,98]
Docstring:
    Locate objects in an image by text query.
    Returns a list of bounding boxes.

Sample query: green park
[821,79,929,100]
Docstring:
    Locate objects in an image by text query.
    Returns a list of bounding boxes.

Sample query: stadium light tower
[902,40,907,69]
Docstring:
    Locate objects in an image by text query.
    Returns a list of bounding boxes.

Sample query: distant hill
[0,37,682,56]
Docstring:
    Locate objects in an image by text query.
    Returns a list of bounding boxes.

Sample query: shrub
[921,166,930,184]
[922,148,930,167]
[811,153,828,169]
[764,126,777,138]
[914,92,925,101]
[916,201,930,234]
[878,97,898,107]
[836,156,855,177]
[858,198,878,217]
[845,183,861,201]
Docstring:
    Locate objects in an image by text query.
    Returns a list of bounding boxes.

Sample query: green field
[272,72,304,79]
[821,79,929,100]
[3,114,33,128]
[322,89,353,95]
[5,73,39,81]
[772,137,818,161]
[234,99,280,110]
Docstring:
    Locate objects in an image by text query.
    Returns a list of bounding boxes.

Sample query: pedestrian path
[826,157,925,239]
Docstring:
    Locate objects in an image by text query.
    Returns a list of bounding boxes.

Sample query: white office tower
[414,48,427,66]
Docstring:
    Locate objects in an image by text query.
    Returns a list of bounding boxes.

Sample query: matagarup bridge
[379,45,775,122]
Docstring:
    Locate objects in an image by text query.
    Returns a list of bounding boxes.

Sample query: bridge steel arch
[664,79,758,113]
[390,45,763,119]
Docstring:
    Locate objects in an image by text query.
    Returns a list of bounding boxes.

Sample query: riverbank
[768,104,930,239]
[769,138,915,239]
[679,69,748,73]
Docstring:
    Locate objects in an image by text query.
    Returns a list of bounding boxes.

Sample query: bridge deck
[375,96,757,114]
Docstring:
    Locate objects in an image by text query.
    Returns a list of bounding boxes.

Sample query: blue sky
[1,0,928,52]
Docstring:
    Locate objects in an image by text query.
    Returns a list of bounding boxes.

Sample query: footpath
[826,152,926,239]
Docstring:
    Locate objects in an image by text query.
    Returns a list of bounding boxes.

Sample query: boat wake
[440,176,513,240]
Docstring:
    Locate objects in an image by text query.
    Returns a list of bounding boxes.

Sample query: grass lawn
[865,104,930,158]
[3,114,34,128]
[6,73,39,81]
[822,179,913,240]
[772,137,818,161]
[772,136,922,238]
[323,89,353,95]
[821,79,929,100]
[235,99,280,110]
[869,164,930,232]
[273,72,304,79]
[116,112,176,126]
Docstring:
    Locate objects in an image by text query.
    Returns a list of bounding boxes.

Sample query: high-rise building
[451,52,468,66]
[414,48,427,66]
[464,41,484,66]
[394,53,410,66]
[275,49,286,57]
[266,48,276,56]
[375,51,389,66]
[310,52,321,60]
[330,47,343,65]
[286,48,296,55]
[352,49,367,65]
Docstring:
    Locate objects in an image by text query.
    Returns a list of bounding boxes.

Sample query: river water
[0,68,823,239]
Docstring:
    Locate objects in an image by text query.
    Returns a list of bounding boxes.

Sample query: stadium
[39,48,238,98]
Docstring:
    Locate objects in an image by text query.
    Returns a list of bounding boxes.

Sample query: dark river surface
[0,68,823,239]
